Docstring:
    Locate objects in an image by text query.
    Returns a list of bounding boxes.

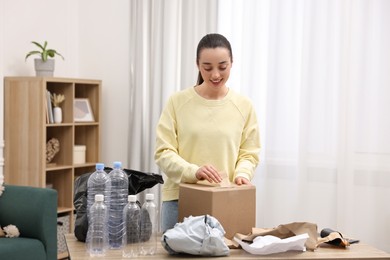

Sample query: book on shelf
[46,90,54,124]
[45,93,49,123]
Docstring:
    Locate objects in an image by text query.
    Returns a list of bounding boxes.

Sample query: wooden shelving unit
[4,77,101,259]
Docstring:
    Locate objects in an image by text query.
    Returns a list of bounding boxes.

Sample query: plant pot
[34,58,55,77]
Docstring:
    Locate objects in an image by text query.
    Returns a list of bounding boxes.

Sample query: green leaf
[25,41,64,61]
[25,51,41,61]
[31,41,45,51]
[47,49,55,58]
[56,52,64,60]
[42,51,48,61]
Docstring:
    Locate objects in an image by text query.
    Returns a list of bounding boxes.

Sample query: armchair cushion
[0,185,58,260]
[0,237,46,259]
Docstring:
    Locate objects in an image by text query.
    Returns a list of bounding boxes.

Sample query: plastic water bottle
[122,195,141,258]
[108,161,129,249]
[86,194,109,256]
[140,193,158,255]
[87,163,111,222]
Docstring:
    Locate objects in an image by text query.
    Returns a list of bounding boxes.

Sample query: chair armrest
[0,184,58,260]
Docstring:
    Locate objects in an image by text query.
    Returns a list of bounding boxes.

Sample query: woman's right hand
[195,165,222,183]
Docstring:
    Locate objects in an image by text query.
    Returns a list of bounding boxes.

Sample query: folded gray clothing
[161,215,230,256]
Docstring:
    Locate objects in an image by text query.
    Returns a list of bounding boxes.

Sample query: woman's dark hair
[196,33,233,85]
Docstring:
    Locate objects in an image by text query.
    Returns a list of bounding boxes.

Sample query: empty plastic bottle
[87,163,111,222]
[140,193,158,255]
[122,195,141,258]
[86,194,109,256]
[108,161,129,249]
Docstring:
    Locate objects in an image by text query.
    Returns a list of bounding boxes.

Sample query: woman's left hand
[234,177,251,185]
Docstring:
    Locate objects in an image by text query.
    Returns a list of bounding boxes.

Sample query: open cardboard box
[178,183,256,239]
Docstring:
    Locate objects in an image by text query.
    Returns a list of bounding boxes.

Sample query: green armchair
[0,184,58,260]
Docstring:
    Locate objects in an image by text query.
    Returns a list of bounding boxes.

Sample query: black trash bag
[74,167,163,242]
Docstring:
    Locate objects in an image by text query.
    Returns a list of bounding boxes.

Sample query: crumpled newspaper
[234,233,309,255]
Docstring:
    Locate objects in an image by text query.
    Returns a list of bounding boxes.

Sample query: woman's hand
[235,176,251,185]
[195,165,222,183]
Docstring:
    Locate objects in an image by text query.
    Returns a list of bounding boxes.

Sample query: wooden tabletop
[64,233,390,260]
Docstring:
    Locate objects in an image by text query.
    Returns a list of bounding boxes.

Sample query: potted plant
[25,41,64,77]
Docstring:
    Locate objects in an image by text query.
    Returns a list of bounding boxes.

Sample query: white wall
[0,0,131,177]
[77,0,130,166]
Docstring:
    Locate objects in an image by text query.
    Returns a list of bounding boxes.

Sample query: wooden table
[64,233,390,260]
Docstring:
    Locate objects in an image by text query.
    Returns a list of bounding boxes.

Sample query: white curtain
[218,0,390,252]
[129,0,390,251]
[128,0,217,209]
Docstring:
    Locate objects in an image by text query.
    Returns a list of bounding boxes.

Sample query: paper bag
[230,222,318,251]
[317,228,351,247]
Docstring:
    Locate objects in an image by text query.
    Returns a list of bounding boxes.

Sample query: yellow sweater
[155,87,260,201]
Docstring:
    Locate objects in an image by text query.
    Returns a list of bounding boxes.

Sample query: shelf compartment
[46,125,73,166]
[75,83,100,123]
[46,168,73,210]
[47,82,74,124]
[74,125,100,164]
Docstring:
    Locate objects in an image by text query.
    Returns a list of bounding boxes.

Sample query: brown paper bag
[317,228,350,247]
[228,222,318,250]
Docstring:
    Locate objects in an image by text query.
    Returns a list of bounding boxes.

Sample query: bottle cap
[113,161,122,169]
[95,194,104,202]
[146,193,154,201]
[96,163,104,170]
[128,195,137,202]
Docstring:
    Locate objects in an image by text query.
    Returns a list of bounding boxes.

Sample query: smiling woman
[195,47,232,99]
[154,33,261,232]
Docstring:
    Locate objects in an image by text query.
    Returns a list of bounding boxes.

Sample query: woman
[155,33,261,232]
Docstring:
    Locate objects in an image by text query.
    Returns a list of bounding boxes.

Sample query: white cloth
[235,233,309,255]
[161,215,229,256]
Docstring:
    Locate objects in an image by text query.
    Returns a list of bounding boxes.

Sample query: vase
[53,107,62,123]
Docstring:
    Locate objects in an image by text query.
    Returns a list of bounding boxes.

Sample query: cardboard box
[73,145,86,164]
[178,183,256,239]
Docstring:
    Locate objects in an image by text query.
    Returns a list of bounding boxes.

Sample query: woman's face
[197,47,232,89]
